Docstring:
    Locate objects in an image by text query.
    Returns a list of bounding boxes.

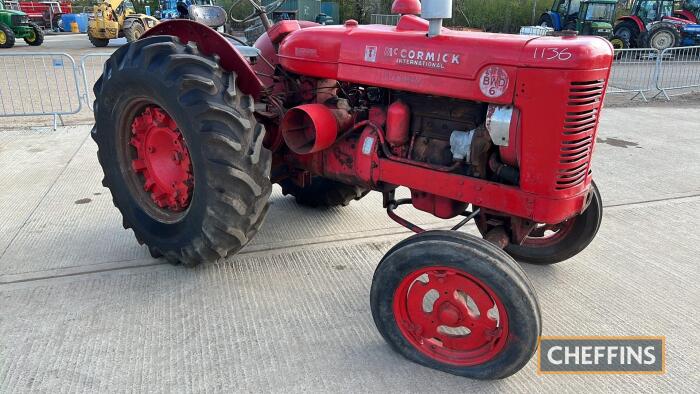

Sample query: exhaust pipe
[422,0,452,38]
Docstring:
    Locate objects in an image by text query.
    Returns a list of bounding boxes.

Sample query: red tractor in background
[91,0,611,379]
[614,0,700,48]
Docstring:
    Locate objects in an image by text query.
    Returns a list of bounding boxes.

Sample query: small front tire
[89,35,109,47]
[124,22,145,43]
[0,23,16,48]
[24,22,44,46]
[504,181,603,265]
[371,231,541,380]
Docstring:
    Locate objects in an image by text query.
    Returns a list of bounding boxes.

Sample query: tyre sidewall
[0,23,15,48]
[96,74,210,250]
[505,182,602,264]
[371,234,540,380]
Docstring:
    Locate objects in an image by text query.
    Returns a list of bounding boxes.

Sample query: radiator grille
[11,15,24,26]
[556,80,604,190]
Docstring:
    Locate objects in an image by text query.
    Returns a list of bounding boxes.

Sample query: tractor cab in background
[539,0,625,48]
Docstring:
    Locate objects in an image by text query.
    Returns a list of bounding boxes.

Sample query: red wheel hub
[130,106,193,211]
[393,267,509,366]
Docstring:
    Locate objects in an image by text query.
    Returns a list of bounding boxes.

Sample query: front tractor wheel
[0,23,16,48]
[92,36,272,266]
[88,34,109,47]
[371,231,541,380]
[503,181,602,265]
[124,22,145,43]
[24,22,44,46]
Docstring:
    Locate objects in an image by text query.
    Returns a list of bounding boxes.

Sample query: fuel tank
[277,15,613,103]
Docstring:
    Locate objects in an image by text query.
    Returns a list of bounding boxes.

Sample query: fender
[616,15,645,32]
[674,10,698,24]
[142,20,264,98]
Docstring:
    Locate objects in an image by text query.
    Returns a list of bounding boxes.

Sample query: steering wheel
[228,0,285,24]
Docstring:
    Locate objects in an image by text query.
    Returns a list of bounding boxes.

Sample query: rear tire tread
[93,36,272,267]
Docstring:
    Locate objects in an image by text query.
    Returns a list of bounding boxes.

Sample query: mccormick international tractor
[614,0,700,49]
[539,0,628,48]
[0,0,43,48]
[87,0,159,47]
[91,0,611,379]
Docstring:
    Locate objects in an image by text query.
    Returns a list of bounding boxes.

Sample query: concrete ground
[1,103,699,392]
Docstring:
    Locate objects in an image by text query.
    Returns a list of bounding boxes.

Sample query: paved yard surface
[1,106,699,393]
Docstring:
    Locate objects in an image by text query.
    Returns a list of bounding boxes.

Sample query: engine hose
[489,154,520,185]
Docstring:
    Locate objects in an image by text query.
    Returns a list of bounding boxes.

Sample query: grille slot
[556,80,604,190]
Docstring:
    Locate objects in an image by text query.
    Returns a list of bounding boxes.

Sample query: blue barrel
[61,14,76,32]
[75,14,89,33]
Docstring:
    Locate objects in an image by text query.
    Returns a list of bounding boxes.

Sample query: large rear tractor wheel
[371,231,541,380]
[645,23,681,51]
[124,22,145,43]
[502,181,602,265]
[88,34,109,47]
[614,20,640,48]
[23,22,44,46]
[92,36,272,266]
[0,23,16,48]
[279,177,368,208]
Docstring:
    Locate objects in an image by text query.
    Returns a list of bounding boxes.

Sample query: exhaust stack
[422,0,452,38]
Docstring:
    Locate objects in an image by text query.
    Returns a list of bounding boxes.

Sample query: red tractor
[91,0,611,379]
[614,0,699,48]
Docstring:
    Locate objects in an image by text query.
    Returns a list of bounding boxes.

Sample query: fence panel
[80,53,112,111]
[655,45,700,100]
[370,14,399,26]
[0,53,82,128]
[607,48,660,102]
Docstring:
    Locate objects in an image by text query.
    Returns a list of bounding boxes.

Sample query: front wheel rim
[393,266,509,366]
[652,32,673,49]
[0,31,6,45]
[521,219,575,247]
[618,28,631,41]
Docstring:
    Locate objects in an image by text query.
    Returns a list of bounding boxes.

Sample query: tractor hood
[1,9,28,16]
[277,15,613,104]
[588,21,613,30]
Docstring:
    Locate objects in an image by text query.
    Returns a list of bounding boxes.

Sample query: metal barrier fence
[2,47,700,129]
[655,45,700,100]
[80,53,112,111]
[370,14,399,26]
[0,53,82,128]
[608,48,660,102]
